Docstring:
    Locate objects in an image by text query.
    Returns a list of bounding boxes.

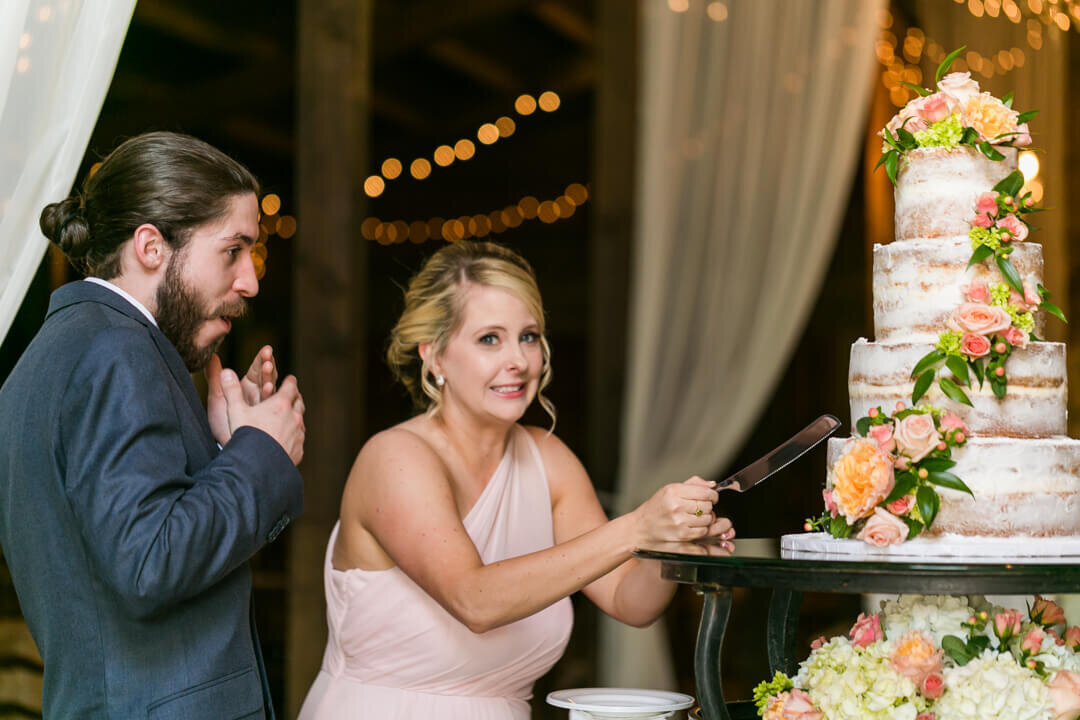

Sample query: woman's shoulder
[352,420,447,479]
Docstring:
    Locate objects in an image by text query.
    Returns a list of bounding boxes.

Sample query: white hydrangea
[1031,633,1080,675]
[794,637,924,720]
[935,649,1052,720]
[880,594,977,646]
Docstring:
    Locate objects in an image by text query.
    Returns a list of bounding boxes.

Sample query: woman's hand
[631,475,735,550]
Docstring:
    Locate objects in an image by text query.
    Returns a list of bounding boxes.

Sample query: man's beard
[155,254,247,371]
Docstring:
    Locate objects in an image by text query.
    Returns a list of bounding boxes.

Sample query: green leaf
[885,473,918,504]
[911,349,946,379]
[1002,91,1014,108]
[936,46,967,84]
[913,368,936,405]
[939,376,973,406]
[874,152,891,171]
[942,635,974,665]
[927,471,975,496]
[885,150,899,186]
[967,245,995,269]
[996,255,1025,294]
[993,170,1025,197]
[1037,283,1051,300]
[829,516,853,539]
[972,357,986,388]
[978,141,1006,162]
[896,127,918,150]
[946,355,971,386]
[960,127,979,146]
[901,81,932,97]
[901,516,924,540]
[1041,299,1068,324]
[917,485,940,526]
[991,376,1007,399]
[856,416,872,437]
[921,458,957,472]
[969,635,991,652]
[1017,109,1039,124]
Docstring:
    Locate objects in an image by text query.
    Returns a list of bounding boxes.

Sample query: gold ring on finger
[695,505,703,517]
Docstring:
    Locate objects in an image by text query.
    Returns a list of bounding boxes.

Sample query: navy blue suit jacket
[0,281,303,718]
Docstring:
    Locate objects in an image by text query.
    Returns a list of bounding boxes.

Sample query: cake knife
[715,414,842,495]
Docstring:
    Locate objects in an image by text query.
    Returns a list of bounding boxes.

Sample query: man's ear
[131,223,168,272]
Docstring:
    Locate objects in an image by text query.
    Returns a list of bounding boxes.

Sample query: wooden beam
[533,1,595,47]
[374,0,530,60]
[134,0,281,61]
[427,39,525,94]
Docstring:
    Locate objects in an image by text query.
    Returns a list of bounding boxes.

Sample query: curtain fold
[0,0,135,346]
[600,0,885,690]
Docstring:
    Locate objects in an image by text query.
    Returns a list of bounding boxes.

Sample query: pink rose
[916,714,936,720]
[920,672,945,699]
[856,507,909,547]
[972,212,994,229]
[919,92,952,123]
[938,71,981,105]
[886,495,914,516]
[939,412,968,434]
[893,413,941,463]
[949,302,1013,336]
[961,333,991,359]
[780,688,822,720]
[822,488,838,517]
[810,635,827,650]
[894,456,910,471]
[975,191,1000,217]
[868,423,896,454]
[1005,326,1029,349]
[1025,282,1041,308]
[1009,288,1029,311]
[1033,595,1068,626]
[997,213,1029,242]
[1064,627,1080,650]
[849,612,884,647]
[1023,627,1046,653]
[1051,630,1066,646]
[885,99,931,137]
[994,609,1024,640]
[1013,122,1032,147]
[964,282,991,304]
[1049,670,1080,720]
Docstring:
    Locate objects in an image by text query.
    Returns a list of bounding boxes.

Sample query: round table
[636,538,1080,720]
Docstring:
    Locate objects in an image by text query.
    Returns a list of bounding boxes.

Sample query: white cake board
[782,532,1080,564]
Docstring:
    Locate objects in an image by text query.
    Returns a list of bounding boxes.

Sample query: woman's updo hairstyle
[39,131,259,278]
[387,240,556,428]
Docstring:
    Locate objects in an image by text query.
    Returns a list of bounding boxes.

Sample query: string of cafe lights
[361,183,589,246]
[363,91,563,199]
[250,194,296,281]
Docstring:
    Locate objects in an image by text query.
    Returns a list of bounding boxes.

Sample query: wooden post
[289,0,372,714]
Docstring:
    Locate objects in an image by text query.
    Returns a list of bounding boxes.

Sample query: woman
[298,241,735,719]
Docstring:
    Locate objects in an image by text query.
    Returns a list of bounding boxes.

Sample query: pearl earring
[436,374,445,387]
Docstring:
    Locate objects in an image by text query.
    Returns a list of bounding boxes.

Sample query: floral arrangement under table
[635,539,1080,720]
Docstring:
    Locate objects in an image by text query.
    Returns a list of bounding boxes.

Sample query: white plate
[546,688,695,718]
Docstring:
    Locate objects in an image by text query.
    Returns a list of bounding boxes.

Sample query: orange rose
[963,94,1019,144]
[829,438,895,524]
[891,630,943,686]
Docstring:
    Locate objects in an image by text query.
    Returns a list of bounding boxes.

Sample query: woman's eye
[479,333,498,345]
[521,332,539,343]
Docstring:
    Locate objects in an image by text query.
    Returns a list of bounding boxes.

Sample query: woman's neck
[430,402,514,480]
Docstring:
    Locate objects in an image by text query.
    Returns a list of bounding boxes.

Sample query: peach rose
[891,630,944,685]
[893,413,941,463]
[920,671,945,699]
[1005,326,1029,350]
[975,191,1000,217]
[961,333,991,359]
[1065,626,1080,650]
[938,71,981,106]
[1025,282,1041,308]
[886,494,914,516]
[948,302,1013,336]
[1023,627,1046,653]
[1009,288,1029,311]
[939,412,968,434]
[1012,122,1032,147]
[849,612,884,648]
[964,282,991,304]
[829,439,895,523]
[964,93,1020,144]
[856,507,909,547]
[998,213,1028,242]
[868,423,896,454]
[1049,670,1080,720]
[781,689,822,720]
[919,92,952,123]
[1033,595,1067,626]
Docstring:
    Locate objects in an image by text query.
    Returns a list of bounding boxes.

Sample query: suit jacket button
[267,515,290,543]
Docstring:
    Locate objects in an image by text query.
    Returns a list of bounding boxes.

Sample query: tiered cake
[785,67,1080,555]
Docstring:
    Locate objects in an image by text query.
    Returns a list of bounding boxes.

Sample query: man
[0,132,305,718]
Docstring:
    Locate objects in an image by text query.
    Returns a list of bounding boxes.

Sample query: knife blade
[715,414,842,494]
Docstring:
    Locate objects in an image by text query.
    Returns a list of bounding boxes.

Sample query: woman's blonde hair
[386,241,556,428]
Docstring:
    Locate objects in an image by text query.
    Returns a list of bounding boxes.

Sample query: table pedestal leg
[767,590,802,676]
[694,588,732,720]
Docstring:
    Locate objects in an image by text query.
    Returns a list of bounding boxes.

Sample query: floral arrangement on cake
[877,46,1036,184]
[909,170,1067,403]
[806,404,971,545]
[753,594,1080,720]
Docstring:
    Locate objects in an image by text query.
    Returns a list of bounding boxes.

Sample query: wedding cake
[785,55,1080,556]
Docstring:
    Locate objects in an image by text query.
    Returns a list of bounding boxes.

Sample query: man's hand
[219,368,305,466]
[206,347,278,445]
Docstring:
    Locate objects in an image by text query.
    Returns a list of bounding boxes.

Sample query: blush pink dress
[297,425,574,719]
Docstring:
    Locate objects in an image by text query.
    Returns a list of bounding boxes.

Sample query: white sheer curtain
[600,0,885,689]
[0,0,135,345]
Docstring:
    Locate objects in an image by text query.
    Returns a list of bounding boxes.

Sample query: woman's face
[436,283,544,426]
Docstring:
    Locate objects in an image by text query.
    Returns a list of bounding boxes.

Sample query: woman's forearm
[608,559,677,627]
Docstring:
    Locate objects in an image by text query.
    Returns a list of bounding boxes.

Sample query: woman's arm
[529,427,734,627]
[337,427,727,633]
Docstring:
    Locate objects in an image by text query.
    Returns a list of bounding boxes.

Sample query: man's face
[155,193,260,371]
